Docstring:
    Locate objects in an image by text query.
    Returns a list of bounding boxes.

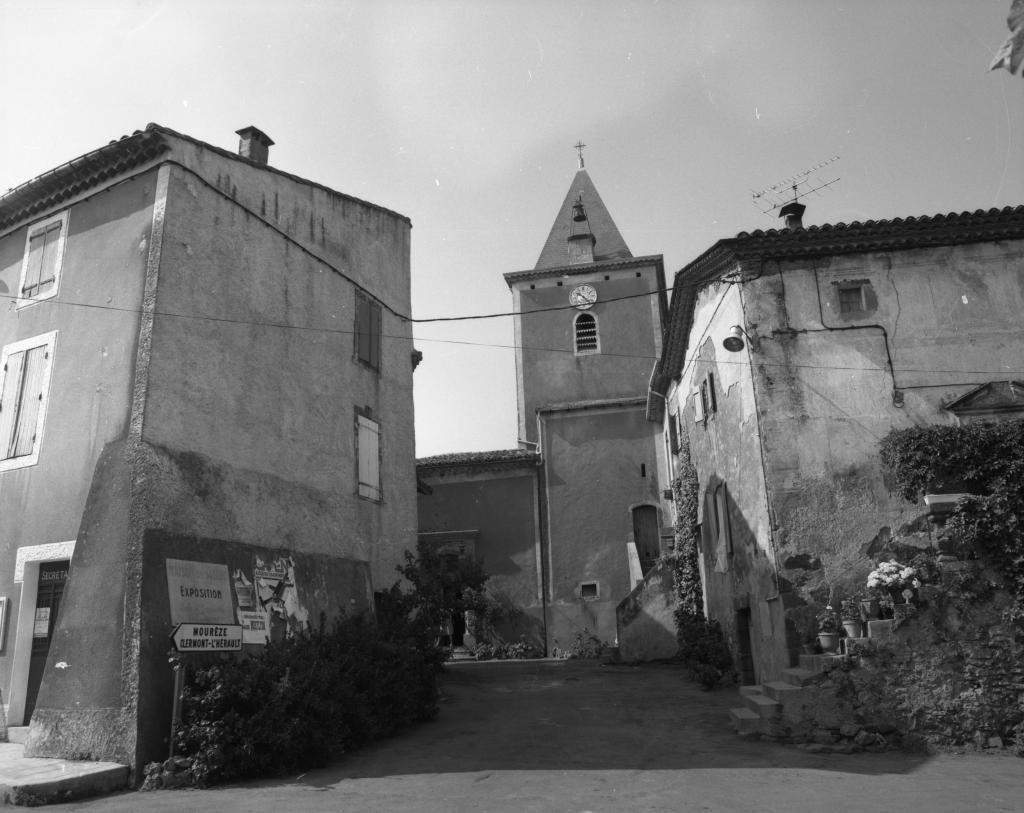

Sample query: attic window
[580,582,599,600]
[836,280,876,317]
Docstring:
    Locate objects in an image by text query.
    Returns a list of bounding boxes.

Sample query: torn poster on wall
[232,555,309,644]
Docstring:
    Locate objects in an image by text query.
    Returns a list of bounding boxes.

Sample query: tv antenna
[751,155,841,214]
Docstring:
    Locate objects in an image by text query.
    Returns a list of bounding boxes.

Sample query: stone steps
[729,653,851,741]
[728,707,761,735]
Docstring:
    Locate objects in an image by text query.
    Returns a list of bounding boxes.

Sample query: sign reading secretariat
[165,558,235,624]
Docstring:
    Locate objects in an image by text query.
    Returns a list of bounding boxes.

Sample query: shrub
[880,419,1024,620]
[173,614,439,786]
[676,615,734,689]
[566,629,605,659]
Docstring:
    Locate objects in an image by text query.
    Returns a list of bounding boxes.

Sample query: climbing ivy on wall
[671,438,702,618]
[670,439,735,688]
[880,419,1024,620]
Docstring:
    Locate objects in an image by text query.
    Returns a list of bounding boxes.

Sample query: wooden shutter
[668,409,679,452]
[22,232,45,298]
[37,223,61,296]
[369,301,382,369]
[0,350,26,459]
[716,484,732,554]
[357,415,381,500]
[11,345,47,457]
[356,296,367,362]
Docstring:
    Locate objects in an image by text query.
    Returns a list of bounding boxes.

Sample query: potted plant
[816,606,840,653]
[866,560,921,606]
[840,597,863,638]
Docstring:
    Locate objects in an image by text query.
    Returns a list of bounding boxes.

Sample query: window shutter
[668,410,679,452]
[10,345,47,458]
[357,415,381,500]
[369,302,382,369]
[355,295,370,363]
[22,232,45,298]
[37,223,61,295]
[716,484,732,554]
[0,350,26,459]
[693,388,704,423]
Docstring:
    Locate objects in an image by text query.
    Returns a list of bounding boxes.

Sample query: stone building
[0,124,416,773]
[418,161,670,652]
[647,203,1024,684]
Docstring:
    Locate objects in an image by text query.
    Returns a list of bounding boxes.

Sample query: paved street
[52,659,1024,812]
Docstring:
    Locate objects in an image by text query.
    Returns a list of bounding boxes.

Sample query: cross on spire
[574,140,586,169]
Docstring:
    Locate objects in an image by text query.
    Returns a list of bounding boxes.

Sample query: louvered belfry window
[574,313,598,354]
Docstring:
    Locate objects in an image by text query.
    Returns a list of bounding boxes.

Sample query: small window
[356,414,381,500]
[697,373,717,421]
[574,312,599,354]
[668,411,680,453]
[580,582,599,600]
[836,280,876,317]
[355,292,382,370]
[838,284,866,314]
[0,331,58,472]
[17,212,68,308]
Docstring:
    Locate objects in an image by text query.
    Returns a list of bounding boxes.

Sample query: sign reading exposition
[165,558,235,625]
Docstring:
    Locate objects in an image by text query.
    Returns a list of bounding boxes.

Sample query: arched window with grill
[574,312,599,354]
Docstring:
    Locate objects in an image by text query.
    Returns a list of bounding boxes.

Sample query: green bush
[676,615,735,689]
[566,629,604,659]
[880,419,1024,620]
[174,614,439,786]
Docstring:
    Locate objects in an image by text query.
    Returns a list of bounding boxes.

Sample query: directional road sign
[170,623,243,652]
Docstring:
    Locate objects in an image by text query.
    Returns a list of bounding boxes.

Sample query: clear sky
[2,1,1021,457]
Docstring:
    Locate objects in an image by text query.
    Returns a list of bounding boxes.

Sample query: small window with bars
[18,211,68,308]
[574,313,599,354]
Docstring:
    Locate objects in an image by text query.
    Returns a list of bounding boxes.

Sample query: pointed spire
[534,160,632,270]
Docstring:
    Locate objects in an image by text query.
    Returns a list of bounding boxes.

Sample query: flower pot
[817,632,840,653]
[860,598,881,620]
[842,620,862,639]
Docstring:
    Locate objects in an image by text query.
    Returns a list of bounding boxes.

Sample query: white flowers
[867,560,918,591]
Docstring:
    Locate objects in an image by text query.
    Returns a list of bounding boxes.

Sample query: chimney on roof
[235,126,274,165]
[778,200,806,230]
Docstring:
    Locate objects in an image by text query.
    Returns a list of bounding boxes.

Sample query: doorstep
[0,742,129,806]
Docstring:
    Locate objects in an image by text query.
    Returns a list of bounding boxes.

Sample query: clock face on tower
[569,284,598,310]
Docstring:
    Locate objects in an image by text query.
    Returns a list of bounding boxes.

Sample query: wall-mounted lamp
[722,325,748,352]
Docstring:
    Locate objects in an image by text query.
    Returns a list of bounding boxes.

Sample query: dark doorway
[735,608,756,685]
[25,560,69,722]
[632,505,660,576]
